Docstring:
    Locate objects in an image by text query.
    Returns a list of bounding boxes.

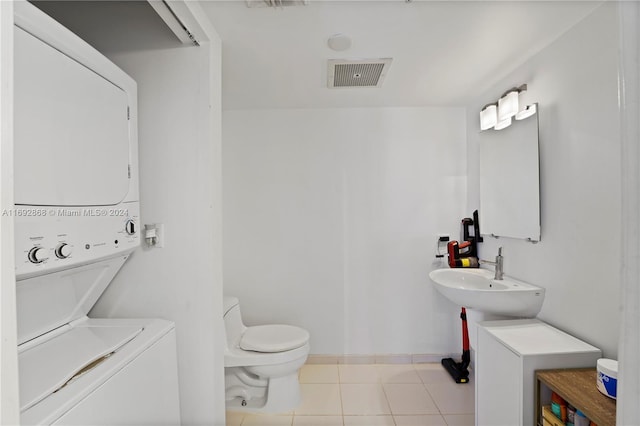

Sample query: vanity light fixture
[498,84,527,121]
[498,89,520,121]
[498,84,527,120]
[494,117,512,130]
[480,84,536,131]
[480,104,498,131]
[516,103,537,120]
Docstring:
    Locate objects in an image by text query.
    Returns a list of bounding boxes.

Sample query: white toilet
[223,296,310,413]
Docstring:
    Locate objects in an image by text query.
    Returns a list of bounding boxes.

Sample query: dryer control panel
[14,201,140,280]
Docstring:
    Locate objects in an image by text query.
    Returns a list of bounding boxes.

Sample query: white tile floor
[226,363,474,426]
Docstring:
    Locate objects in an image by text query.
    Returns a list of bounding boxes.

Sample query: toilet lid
[240,325,309,353]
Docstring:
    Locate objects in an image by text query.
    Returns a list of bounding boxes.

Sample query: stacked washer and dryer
[13,3,181,425]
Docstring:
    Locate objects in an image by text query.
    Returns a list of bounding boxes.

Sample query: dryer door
[14,26,130,206]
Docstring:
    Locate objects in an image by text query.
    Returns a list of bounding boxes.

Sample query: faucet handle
[497,246,503,256]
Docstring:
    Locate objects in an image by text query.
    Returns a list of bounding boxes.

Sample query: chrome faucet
[480,247,504,280]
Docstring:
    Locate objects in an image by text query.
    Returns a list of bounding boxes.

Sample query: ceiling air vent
[246,0,308,8]
[328,58,393,88]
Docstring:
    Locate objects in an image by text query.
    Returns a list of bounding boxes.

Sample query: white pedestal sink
[428,268,545,318]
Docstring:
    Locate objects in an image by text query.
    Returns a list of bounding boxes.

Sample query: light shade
[494,117,512,130]
[498,90,519,121]
[480,104,498,130]
[515,103,537,120]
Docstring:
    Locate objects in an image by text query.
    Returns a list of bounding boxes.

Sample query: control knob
[28,247,49,264]
[125,220,136,235]
[55,243,72,259]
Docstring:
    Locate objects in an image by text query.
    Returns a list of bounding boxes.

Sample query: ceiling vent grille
[328,58,393,88]
[246,0,308,8]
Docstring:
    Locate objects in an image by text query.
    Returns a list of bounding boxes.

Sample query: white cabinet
[475,319,601,426]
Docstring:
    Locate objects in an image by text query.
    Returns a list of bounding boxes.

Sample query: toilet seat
[240,325,309,353]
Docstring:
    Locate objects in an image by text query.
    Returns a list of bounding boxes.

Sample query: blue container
[596,358,618,399]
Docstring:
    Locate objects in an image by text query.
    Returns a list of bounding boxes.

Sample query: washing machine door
[14,25,131,207]
[19,325,142,413]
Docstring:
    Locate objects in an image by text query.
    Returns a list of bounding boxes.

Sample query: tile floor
[226,363,474,426]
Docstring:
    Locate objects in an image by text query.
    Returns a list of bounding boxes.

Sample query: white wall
[223,107,467,356]
[90,39,224,425]
[466,3,621,357]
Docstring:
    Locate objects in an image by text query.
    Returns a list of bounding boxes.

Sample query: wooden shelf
[536,368,616,426]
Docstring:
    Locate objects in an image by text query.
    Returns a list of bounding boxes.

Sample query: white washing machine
[13,3,180,425]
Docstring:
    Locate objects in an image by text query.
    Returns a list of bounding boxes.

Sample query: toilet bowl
[223,296,310,413]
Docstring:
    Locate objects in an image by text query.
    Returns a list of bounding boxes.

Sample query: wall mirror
[479,109,540,241]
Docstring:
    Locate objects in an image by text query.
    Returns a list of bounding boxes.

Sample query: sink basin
[428,268,545,317]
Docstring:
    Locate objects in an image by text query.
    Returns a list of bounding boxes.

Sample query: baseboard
[306,353,456,365]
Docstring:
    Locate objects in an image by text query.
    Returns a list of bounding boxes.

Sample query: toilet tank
[223,297,245,349]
